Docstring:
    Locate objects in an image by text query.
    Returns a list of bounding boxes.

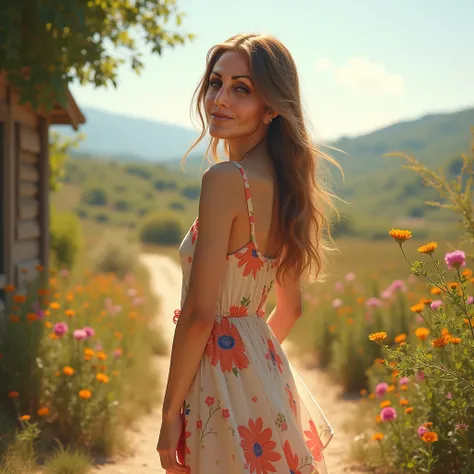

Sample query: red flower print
[283,440,302,474]
[205,396,215,407]
[196,419,202,430]
[222,408,230,419]
[191,218,199,244]
[245,187,251,200]
[235,243,263,278]
[173,309,181,324]
[265,339,283,374]
[304,419,324,463]
[252,396,258,403]
[257,287,269,318]
[285,384,297,417]
[229,304,248,317]
[205,318,250,372]
[238,417,282,474]
[177,417,191,465]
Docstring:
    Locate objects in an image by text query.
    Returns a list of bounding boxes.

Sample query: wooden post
[38,117,49,272]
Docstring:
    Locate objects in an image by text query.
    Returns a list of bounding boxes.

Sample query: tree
[0,0,193,110]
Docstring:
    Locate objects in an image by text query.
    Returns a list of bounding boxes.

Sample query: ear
[264,109,279,125]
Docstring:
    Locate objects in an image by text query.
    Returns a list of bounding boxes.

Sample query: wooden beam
[20,150,38,164]
[18,181,38,198]
[18,198,39,219]
[38,117,49,270]
[19,163,40,182]
[16,220,40,240]
[20,126,40,154]
[12,239,40,263]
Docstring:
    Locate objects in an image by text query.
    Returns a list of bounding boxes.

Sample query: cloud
[316,57,333,71]
[334,57,404,97]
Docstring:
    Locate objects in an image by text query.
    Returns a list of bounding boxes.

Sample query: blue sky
[70,0,474,141]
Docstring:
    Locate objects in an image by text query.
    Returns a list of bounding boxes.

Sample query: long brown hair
[182,33,343,284]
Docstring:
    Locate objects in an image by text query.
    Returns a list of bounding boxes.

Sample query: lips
[211,112,232,119]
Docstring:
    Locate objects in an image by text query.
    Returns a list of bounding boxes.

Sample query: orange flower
[424,422,433,428]
[96,351,107,360]
[44,321,53,328]
[19,415,30,421]
[417,241,438,254]
[13,294,26,303]
[229,304,249,317]
[96,373,109,383]
[356,296,365,305]
[380,400,391,408]
[400,384,408,391]
[430,287,442,295]
[35,264,44,272]
[9,315,20,323]
[63,366,75,376]
[449,282,460,290]
[389,228,412,244]
[369,393,376,399]
[78,389,92,399]
[463,318,474,327]
[375,414,382,423]
[422,431,438,443]
[368,332,387,342]
[410,303,424,314]
[400,399,409,406]
[420,298,432,306]
[65,309,75,317]
[387,384,396,393]
[26,312,39,322]
[38,288,49,296]
[372,432,384,441]
[394,333,407,344]
[432,335,451,348]
[4,284,15,293]
[415,327,430,341]
[234,242,264,278]
[49,302,60,310]
[405,407,414,414]
[441,327,450,336]
[303,419,325,463]
[282,440,301,474]
[238,417,282,470]
[360,389,368,396]
[8,391,19,398]
[49,333,58,340]
[450,337,462,345]
[462,269,473,279]
[37,407,50,416]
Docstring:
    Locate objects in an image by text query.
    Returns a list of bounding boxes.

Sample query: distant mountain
[53,107,206,162]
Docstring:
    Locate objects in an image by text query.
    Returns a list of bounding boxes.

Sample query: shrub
[81,186,108,206]
[153,179,177,192]
[95,212,109,223]
[138,212,183,245]
[89,231,139,279]
[50,210,83,269]
[114,199,132,212]
[168,201,185,212]
[180,184,201,200]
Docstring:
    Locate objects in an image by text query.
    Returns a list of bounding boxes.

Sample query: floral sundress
[176,160,334,474]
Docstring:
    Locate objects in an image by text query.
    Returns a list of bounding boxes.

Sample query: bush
[90,231,139,279]
[168,201,185,212]
[50,210,83,269]
[75,207,88,218]
[95,212,109,223]
[114,199,132,212]
[138,212,183,245]
[81,186,108,206]
[180,184,201,200]
[153,179,177,192]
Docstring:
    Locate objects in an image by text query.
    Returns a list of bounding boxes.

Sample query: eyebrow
[211,71,252,80]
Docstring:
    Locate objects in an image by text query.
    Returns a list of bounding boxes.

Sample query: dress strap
[229,161,257,245]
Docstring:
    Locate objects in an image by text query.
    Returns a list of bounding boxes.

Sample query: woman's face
[204,50,271,140]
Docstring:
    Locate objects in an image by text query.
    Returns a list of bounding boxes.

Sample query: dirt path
[91,254,366,474]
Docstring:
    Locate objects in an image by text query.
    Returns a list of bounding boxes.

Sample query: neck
[228,133,267,162]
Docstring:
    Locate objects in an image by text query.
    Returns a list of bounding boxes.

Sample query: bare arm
[161,163,240,421]
[266,261,302,344]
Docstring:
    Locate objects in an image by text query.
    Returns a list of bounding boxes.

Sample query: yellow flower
[8,391,19,398]
[422,431,438,443]
[380,400,391,408]
[19,415,30,421]
[405,407,414,414]
[37,407,50,416]
[63,366,75,376]
[431,336,450,348]
[78,389,92,399]
[372,432,384,441]
[410,303,424,314]
[417,241,438,254]
[96,373,109,383]
[368,332,387,342]
[430,287,442,295]
[394,333,407,344]
[415,327,430,341]
[389,228,413,244]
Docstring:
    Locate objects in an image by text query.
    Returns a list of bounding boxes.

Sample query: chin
[208,124,237,140]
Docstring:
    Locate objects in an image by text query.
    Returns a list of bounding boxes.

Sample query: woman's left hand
[156,414,189,473]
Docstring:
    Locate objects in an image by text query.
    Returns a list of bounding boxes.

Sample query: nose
[214,83,231,108]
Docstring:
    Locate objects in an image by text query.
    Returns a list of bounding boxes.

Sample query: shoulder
[201,161,242,190]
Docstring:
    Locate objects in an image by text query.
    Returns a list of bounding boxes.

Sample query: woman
[157,33,340,474]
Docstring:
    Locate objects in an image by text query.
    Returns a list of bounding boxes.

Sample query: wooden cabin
[0,75,85,291]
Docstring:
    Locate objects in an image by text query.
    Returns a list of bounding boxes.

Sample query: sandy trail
[91,253,366,474]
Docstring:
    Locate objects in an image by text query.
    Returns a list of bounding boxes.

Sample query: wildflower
[38,407,49,416]
[13,294,27,304]
[332,298,343,309]
[83,326,95,338]
[78,389,92,399]
[4,284,15,292]
[410,303,424,314]
[26,312,39,322]
[113,348,122,359]
[445,250,466,270]
[8,391,19,398]
[96,351,107,360]
[389,229,412,244]
[445,392,453,400]
[400,384,408,391]
[416,371,425,381]
[449,282,460,290]
[415,327,430,341]
[418,425,429,438]
[467,296,474,305]
[345,272,356,282]
[19,415,30,421]
[424,422,433,428]
[394,333,407,344]
[432,336,450,348]
[430,300,443,311]
[54,322,68,337]
[360,389,368,396]
[418,241,438,254]
[390,279,407,292]
[387,384,396,393]
[405,407,414,414]
[380,407,397,422]
[369,332,387,342]
[421,298,433,306]
[372,433,384,441]
[96,373,109,383]
[49,302,60,310]
[366,297,382,308]
[450,337,462,345]
[422,431,439,443]
[430,287,442,295]
[63,366,75,376]
[334,281,344,291]
[400,399,409,406]
[73,329,88,340]
[380,400,391,408]
[375,414,382,423]
[456,423,469,431]
[9,315,20,323]
[399,377,409,386]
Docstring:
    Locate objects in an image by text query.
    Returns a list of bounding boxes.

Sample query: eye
[236,85,250,94]
[208,78,221,89]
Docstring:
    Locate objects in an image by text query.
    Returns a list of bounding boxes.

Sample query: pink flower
[445,250,466,270]
[445,392,453,399]
[418,425,429,438]
[430,300,443,310]
[59,268,69,278]
[456,423,469,431]
[381,407,397,422]
[390,279,407,292]
[332,298,343,308]
[127,288,138,297]
[345,272,356,282]
[334,281,344,291]
[381,290,393,300]
[222,408,230,419]
[416,371,425,382]
[83,326,95,338]
[205,396,215,407]
[399,377,410,386]
[54,322,68,337]
[281,422,288,431]
[375,382,389,398]
[366,297,382,308]
[73,329,88,340]
[113,349,122,359]
[467,296,474,305]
